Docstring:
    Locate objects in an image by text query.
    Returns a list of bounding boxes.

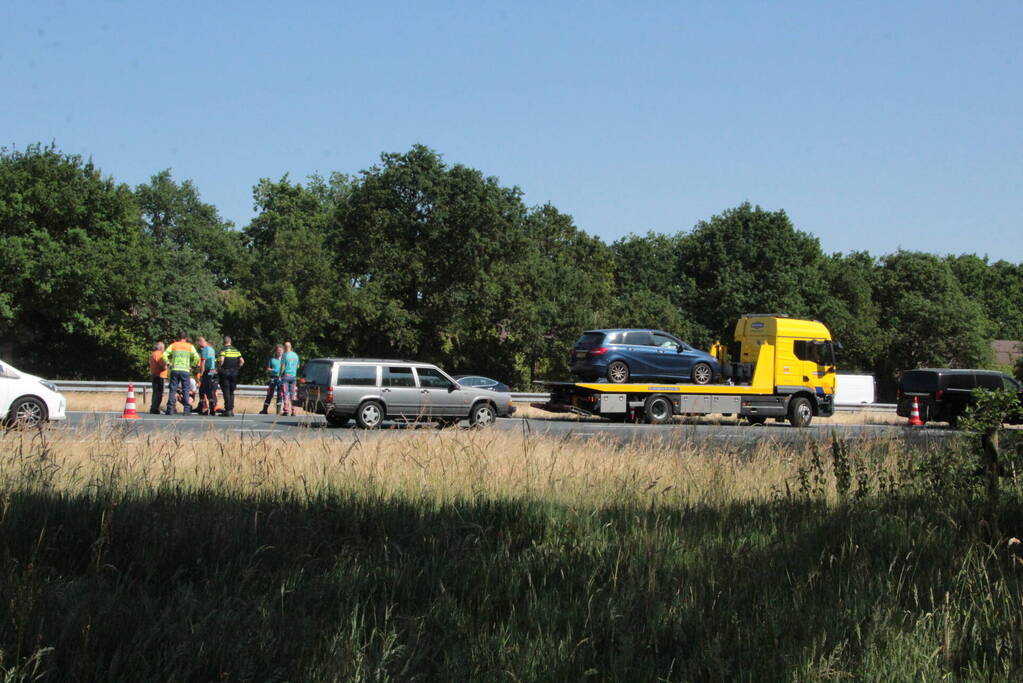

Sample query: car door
[619,331,655,377]
[648,332,689,380]
[415,367,463,417]
[382,366,420,418]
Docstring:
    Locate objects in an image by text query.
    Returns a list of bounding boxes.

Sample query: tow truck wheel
[788,397,813,428]
[644,395,673,425]
[691,362,713,385]
[607,361,630,384]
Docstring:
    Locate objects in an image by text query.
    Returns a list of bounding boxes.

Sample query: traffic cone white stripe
[121,382,140,419]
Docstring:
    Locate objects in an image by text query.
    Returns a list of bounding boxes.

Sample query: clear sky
[3,1,1021,261]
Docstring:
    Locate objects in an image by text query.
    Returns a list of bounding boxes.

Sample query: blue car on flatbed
[568,329,720,385]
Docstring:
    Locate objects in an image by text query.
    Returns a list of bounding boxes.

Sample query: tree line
[2,143,1021,399]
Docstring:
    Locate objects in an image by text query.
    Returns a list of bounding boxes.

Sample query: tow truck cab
[539,315,837,427]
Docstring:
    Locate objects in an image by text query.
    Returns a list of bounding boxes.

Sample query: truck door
[792,340,835,393]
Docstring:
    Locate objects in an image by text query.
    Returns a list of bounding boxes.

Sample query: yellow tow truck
[534,315,837,427]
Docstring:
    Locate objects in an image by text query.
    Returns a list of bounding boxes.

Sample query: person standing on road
[259,344,284,415]
[217,336,245,417]
[280,341,300,417]
[197,336,219,416]
[148,341,167,415]
[165,333,200,416]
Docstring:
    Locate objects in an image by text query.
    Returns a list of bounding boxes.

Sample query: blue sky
[3,1,1021,261]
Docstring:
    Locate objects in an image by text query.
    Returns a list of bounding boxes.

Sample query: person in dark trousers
[196,336,219,416]
[260,344,284,414]
[165,333,200,416]
[148,341,166,414]
[217,336,245,417]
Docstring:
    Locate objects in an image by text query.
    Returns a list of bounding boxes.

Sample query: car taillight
[935,389,943,401]
[327,386,333,402]
[896,388,901,400]
[588,347,609,356]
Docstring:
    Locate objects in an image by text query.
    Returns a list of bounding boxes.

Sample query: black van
[896,368,1022,427]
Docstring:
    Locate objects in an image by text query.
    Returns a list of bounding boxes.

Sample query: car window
[575,332,606,349]
[385,366,416,387]
[417,367,454,389]
[605,332,623,344]
[651,333,679,349]
[302,361,333,385]
[623,331,653,346]
[900,371,938,392]
[948,374,975,391]
[1003,375,1020,392]
[976,374,1002,390]
[461,376,483,386]
[337,364,378,386]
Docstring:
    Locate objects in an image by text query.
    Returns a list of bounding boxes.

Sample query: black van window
[338,365,377,386]
[976,374,1002,390]
[385,366,415,387]
[901,371,938,392]
[948,374,975,391]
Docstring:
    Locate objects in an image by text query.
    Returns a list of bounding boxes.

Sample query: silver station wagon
[297,358,516,428]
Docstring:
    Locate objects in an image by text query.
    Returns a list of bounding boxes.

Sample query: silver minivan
[298,358,516,428]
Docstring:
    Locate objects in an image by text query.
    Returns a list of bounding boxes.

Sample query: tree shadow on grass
[1,488,1021,681]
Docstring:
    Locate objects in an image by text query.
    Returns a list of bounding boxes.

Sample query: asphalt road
[59,410,958,446]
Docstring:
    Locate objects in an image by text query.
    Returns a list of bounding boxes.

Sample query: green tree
[135,170,244,288]
[676,203,826,344]
[873,251,993,397]
[334,146,535,381]
[815,252,883,373]
[0,144,150,377]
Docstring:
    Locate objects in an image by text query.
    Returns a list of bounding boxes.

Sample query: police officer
[165,333,200,416]
[217,336,245,417]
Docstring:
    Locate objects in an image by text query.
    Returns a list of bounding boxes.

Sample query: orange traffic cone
[120,382,140,419]
[907,396,923,427]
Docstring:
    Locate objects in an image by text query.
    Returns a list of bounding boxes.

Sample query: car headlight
[40,380,59,393]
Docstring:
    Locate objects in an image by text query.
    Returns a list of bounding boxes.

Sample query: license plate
[574,350,587,359]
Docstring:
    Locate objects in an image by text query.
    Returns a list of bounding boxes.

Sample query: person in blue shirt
[280,341,300,417]
[196,336,219,416]
[259,344,285,415]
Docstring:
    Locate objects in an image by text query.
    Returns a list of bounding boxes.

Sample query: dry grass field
[2,419,1023,679]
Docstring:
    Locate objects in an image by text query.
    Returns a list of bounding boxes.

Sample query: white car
[0,359,67,427]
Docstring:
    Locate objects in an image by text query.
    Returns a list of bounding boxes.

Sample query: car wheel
[325,412,350,428]
[469,403,496,428]
[691,362,713,385]
[607,361,630,384]
[788,397,813,428]
[644,395,673,425]
[355,401,383,429]
[7,396,47,428]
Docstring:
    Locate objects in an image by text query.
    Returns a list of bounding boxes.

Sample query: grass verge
[2,427,1022,680]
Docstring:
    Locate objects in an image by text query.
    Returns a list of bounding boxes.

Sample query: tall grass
[1,426,1022,680]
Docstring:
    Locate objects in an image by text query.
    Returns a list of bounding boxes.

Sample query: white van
[835,374,875,405]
